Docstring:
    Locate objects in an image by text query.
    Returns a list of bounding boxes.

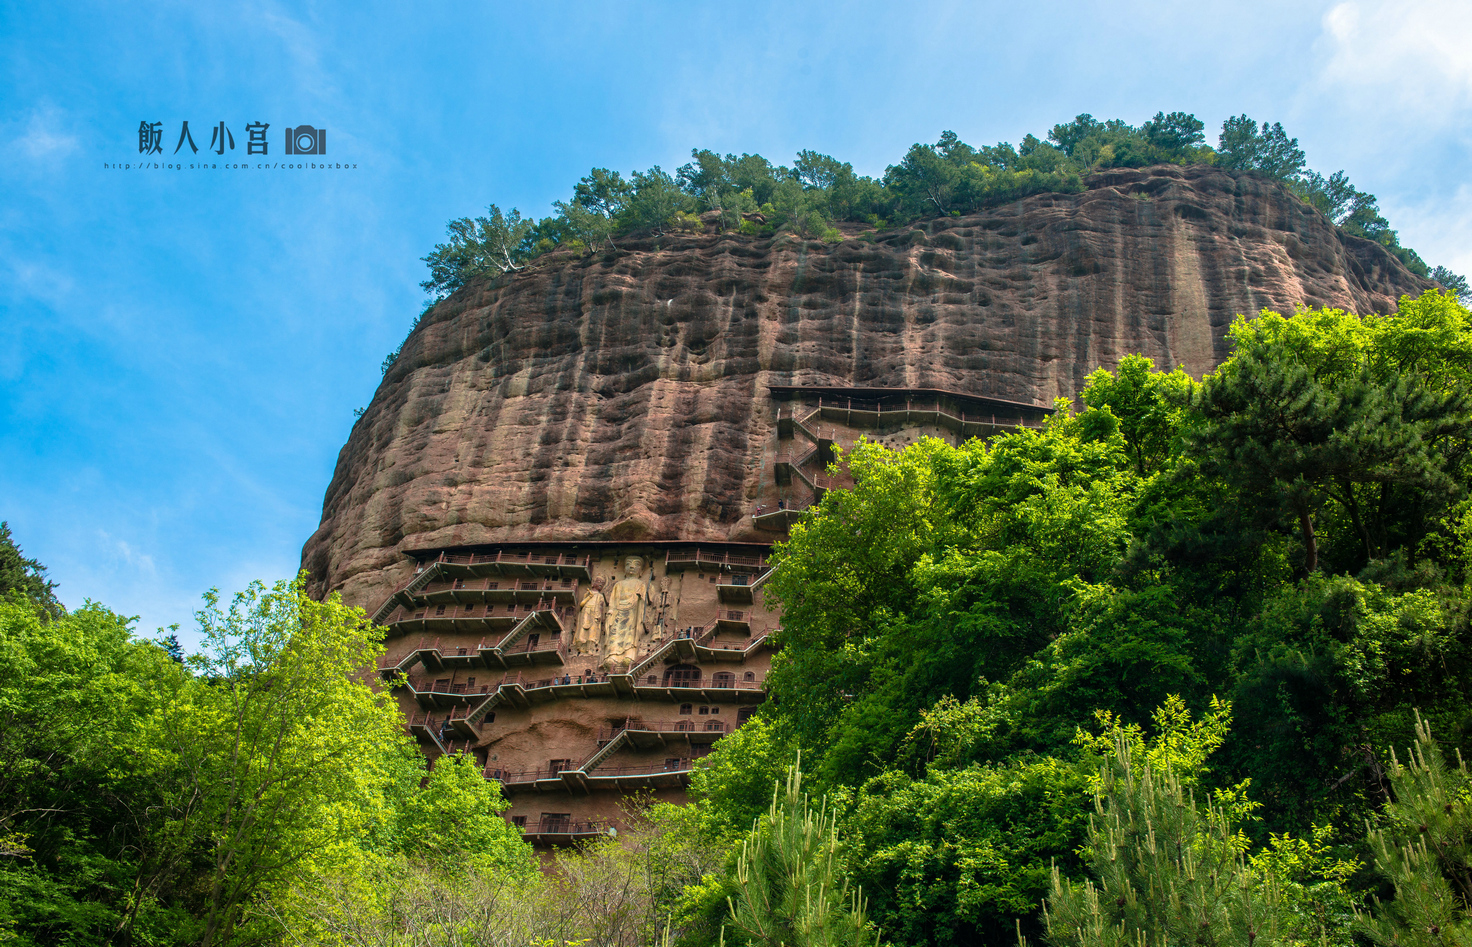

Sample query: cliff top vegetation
[418,110,1468,313]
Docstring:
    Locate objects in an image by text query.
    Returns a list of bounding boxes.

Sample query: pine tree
[0,521,62,618]
[724,754,879,947]
[1357,713,1472,947]
[1040,733,1316,947]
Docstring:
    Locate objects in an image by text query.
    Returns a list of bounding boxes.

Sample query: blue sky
[3,1,1470,643]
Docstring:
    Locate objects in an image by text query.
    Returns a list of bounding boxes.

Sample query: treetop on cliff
[419,110,1466,306]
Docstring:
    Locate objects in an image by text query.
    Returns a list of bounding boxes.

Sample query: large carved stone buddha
[572,577,606,654]
[601,556,647,668]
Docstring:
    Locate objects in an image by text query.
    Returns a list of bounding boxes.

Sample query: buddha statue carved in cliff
[572,577,606,654]
[601,556,648,669]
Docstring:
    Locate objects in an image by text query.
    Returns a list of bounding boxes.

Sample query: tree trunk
[1299,508,1318,573]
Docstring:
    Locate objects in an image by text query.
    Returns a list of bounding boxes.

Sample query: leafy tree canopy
[683,291,1472,945]
[0,521,61,618]
[417,112,1463,310]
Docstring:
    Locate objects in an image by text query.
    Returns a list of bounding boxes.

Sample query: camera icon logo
[285,125,326,155]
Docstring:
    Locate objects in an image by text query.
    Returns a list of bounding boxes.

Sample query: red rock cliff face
[303,165,1429,609]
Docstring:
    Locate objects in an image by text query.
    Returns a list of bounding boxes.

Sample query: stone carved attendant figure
[573,577,606,654]
[601,556,648,669]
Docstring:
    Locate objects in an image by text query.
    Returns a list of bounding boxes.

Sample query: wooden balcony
[597,717,731,747]
[406,712,448,753]
[486,765,565,787]
[519,817,612,844]
[417,577,578,607]
[776,407,796,440]
[498,629,567,668]
[717,576,756,604]
[384,600,572,637]
[405,677,494,709]
[630,673,767,702]
[751,505,804,532]
[370,553,592,627]
[493,668,617,707]
[715,609,751,633]
[580,759,699,790]
[663,548,770,574]
[445,705,495,740]
[424,550,594,581]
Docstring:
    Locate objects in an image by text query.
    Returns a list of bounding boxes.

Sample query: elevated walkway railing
[370,551,592,625]
[521,818,611,840]
[663,548,770,573]
[597,719,730,741]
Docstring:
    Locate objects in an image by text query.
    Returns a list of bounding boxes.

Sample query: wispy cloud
[1389,181,1472,276]
[97,529,159,578]
[6,104,79,161]
[1316,2,1472,122]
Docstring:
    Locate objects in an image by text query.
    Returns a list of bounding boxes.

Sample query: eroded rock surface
[303,165,1430,609]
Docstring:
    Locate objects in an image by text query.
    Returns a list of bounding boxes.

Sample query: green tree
[419,204,533,299]
[689,715,798,839]
[1140,111,1205,153]
[724,757,879,947]
[1217,115,1306,180]
[1042,700,1355,947]
[620,166,692,234]
[1293,169,1368,223]
[843,756,1087,946]
[1080,355,1195,477]
[1357,713,1472,947]
[141,574,409,947]
[1190,311,1471,571]
[884,137,962,216]
[390,751,529,871]
[1432,267,1471,304]
[574,167,634,218]
[0,596,189,946]
[0,522,61,618]
[767,410,1142,777]
[555,197,617,253]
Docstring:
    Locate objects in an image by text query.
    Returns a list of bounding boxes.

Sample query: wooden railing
[775,443,820,469]
[487,759,702,782]
[523,818,610,837]
[487,765,566,784]
[635,674,764,691]
[500,632,566,659]
[808,394,1049,426]
[446,706,492,728]
[433,550,593,570]
[664,548,769,571]
[497,669,611,689]
[588,760,697,778]
[390,599,570,624]
[408,678,493,697]
[420,578,577,596]
[597,719,729,741]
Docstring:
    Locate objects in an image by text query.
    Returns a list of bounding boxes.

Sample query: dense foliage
[19,293,1472,946]
[681,289,1472,945]
[0,570,532,947]
[415,112,1468,313]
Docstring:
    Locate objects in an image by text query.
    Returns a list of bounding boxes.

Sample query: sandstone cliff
[303,165,1430,608]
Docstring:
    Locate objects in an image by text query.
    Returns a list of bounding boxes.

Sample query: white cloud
[6,105,78,160]
[1387,181,1472,276]
[97,529,159,578]
[1316,1,1472,122]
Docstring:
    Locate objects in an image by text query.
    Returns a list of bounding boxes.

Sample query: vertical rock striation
[303,166,1430,612]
